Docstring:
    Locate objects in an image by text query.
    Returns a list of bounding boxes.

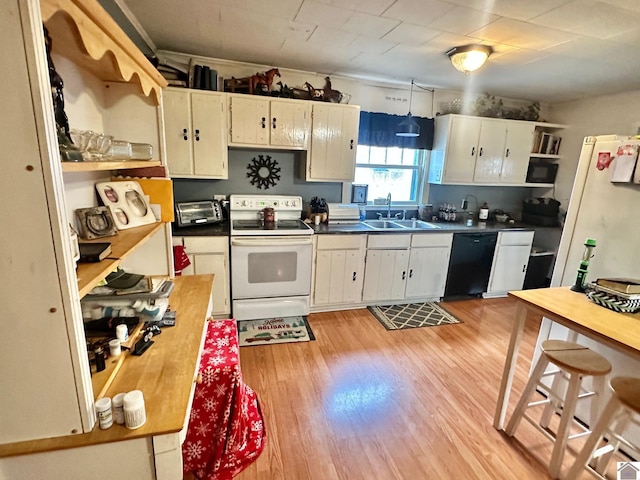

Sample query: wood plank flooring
[235,298,593,480]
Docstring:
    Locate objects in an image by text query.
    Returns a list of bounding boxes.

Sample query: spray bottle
[570,238,596,292]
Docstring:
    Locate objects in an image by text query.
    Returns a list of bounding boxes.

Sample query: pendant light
[446,45,493,74]
[396,79,420,137]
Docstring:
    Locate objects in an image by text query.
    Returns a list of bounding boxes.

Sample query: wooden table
[494,286,640,430]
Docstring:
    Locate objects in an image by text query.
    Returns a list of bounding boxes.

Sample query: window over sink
[355,146,426,204]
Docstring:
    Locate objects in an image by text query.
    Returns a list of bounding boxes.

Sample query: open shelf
[61,160,161,173]
[76,222,165,297]
[529,153,561,160]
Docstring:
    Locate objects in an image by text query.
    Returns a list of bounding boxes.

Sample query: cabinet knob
[402,271,406,280]
[471,146,475,156]
[409,269,413,278]
[182,128,188,141]
[350,139,354,149]
[479,147,484,156]
[261,117,266,128]
[522,265,526,272]
[194,129,200,141]
[505,148,510,157]
[272,117,277,129]
[352,272,357,281]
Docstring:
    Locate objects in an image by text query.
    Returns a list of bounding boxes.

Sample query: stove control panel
[230,195,302,211]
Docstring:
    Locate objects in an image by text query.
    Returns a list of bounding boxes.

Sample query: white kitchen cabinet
[486,231,535,297]
[405,234,454,299]
[306,103,360,182]
[428,114,535,185]
[174,236,230,316]
[164,88,228,179]
[228,94,311,148]
[362,235,411,302]
[312,235,366,308]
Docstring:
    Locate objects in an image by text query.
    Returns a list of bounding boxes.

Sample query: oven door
[231,236,312,299]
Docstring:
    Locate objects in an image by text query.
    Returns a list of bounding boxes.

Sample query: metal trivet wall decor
[247,154,281,189]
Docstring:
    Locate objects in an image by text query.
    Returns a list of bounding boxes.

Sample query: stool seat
[542,340,612,376]
[507,340,611,479]
[610,377,640,413]
[566,376,640,480]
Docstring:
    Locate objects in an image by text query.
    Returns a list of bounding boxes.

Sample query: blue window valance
[358,111,434,150]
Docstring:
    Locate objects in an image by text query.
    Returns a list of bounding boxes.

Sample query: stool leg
[540,370,564,429]
[593,408,631,475]
[549,372,582,479]
[505,355,550,436]
[565,395,621,480]
[589,375,606,429]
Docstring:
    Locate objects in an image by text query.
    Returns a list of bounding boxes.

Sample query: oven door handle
[231,237,313,247]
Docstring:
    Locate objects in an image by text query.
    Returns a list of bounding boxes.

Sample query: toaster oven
[175,200,224,227]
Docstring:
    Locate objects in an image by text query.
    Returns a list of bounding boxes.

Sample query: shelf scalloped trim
[41,0,167,104]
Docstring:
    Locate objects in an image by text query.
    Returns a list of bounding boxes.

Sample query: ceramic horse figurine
[322,76,343,103]
[250,68,280,94]
[304,81,324,101]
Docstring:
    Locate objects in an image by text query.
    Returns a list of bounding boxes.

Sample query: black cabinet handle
[522,265,526,272]
[409,269,413,278]
[194,129,200,141]
[182,128,188,141]
[350,139,354,149]
[352,272,357,281]
[272,117,277,129]
[261,117,266,128]
[505,148,510,157]
[471,146,475,156]
[402,271,406,280]
[479,147,484,156]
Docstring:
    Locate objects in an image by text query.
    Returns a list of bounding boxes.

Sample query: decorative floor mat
[238,316,315,346]
[368,302,462,330]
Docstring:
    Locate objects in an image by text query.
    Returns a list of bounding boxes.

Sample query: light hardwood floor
[235,297,594,480]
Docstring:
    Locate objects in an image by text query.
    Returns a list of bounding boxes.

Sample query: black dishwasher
[444,232,498,298]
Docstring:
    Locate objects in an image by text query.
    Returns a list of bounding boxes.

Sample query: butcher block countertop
[0,274,214,458]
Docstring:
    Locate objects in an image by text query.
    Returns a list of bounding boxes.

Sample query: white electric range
[229,195,313,320]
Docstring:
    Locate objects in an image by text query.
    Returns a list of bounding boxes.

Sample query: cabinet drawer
[316,234,364,250]
[498,231,534,246]
[183,236,229,253]
[411,233,453,248]
[367,234,411,249]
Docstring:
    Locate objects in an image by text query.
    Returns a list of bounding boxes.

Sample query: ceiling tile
[424,32,484,52]
[313,0,397,16]
[244,0,303,20]
[530,0,640,39]
[599,0,640,13]
[381,22,442,46]
[341,11,400,37]
[349,36,398,54]
[382,0,456,27]
[470,17,579,50]
[306,26,360,48]
[427,6,499,35]
[295,0,353,28]
[488,48,550,65]
[444,0,572,21]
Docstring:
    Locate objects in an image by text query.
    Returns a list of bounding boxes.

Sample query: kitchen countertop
[311,220,560,234]
[172,222,230,237]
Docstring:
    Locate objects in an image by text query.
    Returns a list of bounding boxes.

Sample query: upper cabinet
[428,114,535,185]
[306,103,360,182]
[164,88,228,179]
[228,94,311,149]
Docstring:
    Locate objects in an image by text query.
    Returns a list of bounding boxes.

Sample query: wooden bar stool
[505,340,612,479]
[566,377,640,479]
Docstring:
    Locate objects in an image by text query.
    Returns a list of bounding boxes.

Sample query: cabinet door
[343,250,364,303]
[500,122,535,183]
[229,95,270,145]
[443,116,482,183]
[362,250,409,302]
[473,120,508,183]
[314,249,363,305]
[192,253,229,315]
[164,89,193,175]
[308,104,359,181]
[270,99,310,148]
[405,246,452,299]
[191,92,228,178]
[488,245,531,293]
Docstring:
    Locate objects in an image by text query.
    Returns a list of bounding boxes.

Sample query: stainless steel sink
[392,219,442,230]
[363,220,407,229]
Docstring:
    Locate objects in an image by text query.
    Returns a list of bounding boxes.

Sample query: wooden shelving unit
[76,222,165,297]
[61,160,161,173]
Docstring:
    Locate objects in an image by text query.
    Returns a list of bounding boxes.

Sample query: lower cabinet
[486,231,535,297]
[362,235,411,302]
[173,236,230,316]
[405,234,454,299]
[313,235,366,307]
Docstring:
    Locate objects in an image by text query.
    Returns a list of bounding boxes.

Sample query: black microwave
[526,162,558,184]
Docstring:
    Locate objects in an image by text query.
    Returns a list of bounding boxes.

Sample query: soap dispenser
[479,202,489,220]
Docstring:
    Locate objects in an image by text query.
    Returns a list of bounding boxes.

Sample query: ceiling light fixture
[446,45,493,74]
[396,79,420,137]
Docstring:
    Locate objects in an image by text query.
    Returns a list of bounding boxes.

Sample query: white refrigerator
[534,134,640,441]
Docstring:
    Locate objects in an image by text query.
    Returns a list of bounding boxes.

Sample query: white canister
[116,324,129,342]
[123,390,146,429]
[112,392,126,425]
[109,338,121,357]
[95,397,113,429]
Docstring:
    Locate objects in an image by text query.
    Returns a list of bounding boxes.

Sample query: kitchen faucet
[377,193,398,220]
[386,193,392,219]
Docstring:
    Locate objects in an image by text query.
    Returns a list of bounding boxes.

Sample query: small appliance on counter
[175,200,224,227]
[327,203,361,224]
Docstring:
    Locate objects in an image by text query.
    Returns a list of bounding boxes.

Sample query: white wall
[547,90,640,213]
